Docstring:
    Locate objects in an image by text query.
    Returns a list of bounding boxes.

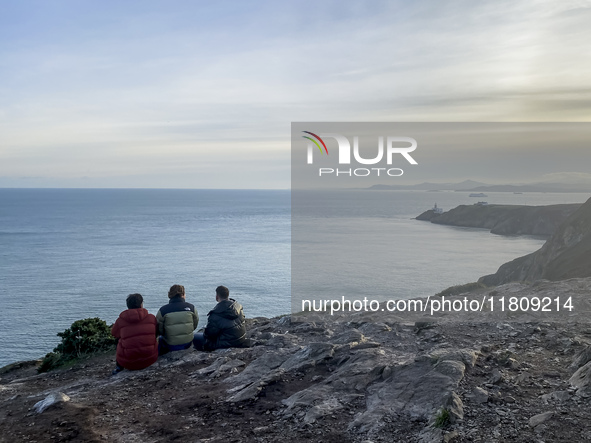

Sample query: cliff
[480,197,591,286]
[3,279,591,443]
[417,203,580,236]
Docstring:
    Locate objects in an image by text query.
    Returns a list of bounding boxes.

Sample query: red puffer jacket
[111,308,158,370]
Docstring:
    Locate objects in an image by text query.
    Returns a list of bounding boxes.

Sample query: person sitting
[111,293,158,374]
[193,285,247,351]
[156,284,199,355]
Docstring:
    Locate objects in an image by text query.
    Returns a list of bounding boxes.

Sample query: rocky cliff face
[417,204,580,236]
[3,279,591,442]
[480,197,591,286]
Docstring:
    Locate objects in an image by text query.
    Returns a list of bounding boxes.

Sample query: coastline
[3,278,591,442]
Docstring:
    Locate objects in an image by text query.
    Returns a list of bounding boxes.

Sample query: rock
[541,390,571,403]
[569,361,591,392]
[515,372,531,385]
[489,369,503,384]
[443,430,460,442]
[446,392,464,423]
[276,316,290,326]
[428,349,479,368]
[471,387,489,404]
[350,341,381,350]
[225,348,292,389]
[332,329,365,345]
[257,331,299,347]
[282,386,363,420]
[33,392,70,414]
[435,360,466,380]
[418,427,443,443]
[284,349,389,417]
[570,345,591,370]
[191,357,246,378]
[505,358,520,369]
[252,426,270,435]
[350,349,471,432]
[415,321,436,332]
[214,359,246,377]
[226,368,285,403]
[303,397,344,424]
[280,342,335,372]
[528,411,554,427]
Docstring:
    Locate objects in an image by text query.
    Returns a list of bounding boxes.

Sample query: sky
[1,0,591,188]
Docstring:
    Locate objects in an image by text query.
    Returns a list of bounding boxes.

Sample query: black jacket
[203,298,247,350]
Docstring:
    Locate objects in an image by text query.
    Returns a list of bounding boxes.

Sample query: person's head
[216,285,229,302]
[168,284,185,299]
[126,293,143,309]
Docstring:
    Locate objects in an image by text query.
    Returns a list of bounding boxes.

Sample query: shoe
[111,366,123,376]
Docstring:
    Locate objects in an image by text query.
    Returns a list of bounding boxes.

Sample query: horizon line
[0,187,291,191]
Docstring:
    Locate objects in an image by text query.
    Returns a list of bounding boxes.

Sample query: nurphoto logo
[302,131,418,177]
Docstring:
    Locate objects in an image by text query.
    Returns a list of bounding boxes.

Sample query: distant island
[370,179,591,193]
[416,203,581,236]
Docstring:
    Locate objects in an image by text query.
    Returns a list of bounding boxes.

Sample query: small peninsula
[416,203,581,236]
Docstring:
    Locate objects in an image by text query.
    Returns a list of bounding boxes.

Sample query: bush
[38,352,61,373]
[434,407,450,428]
[39,318,116,373]
[54,318,116,359]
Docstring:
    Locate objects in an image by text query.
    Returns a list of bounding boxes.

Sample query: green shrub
[434,407,450,428]
[39,318,116,373]
[54,317,116,358]
[38,352,62,373]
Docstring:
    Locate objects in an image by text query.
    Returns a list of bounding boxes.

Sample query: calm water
[291,190,591,311]
[0,189,290,366]
[1,188,589,366]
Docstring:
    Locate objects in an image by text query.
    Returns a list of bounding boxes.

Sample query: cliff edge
[417,204,580,236]
[480,197,591,286]
[3,280,591,443]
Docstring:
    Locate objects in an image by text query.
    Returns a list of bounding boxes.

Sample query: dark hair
[216,285,230,300]
[126,293,143,309]
[168,284,185,299]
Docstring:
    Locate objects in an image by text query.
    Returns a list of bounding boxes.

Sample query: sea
[1,188,589,367]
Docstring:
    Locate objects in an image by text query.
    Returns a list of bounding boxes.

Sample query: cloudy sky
[1,0,590,188]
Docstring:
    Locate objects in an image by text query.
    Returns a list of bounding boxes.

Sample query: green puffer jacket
[156,296,199,346]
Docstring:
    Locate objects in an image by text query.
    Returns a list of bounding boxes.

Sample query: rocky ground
[3,279,591,442]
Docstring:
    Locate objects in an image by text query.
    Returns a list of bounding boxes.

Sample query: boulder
[33,392,70,414]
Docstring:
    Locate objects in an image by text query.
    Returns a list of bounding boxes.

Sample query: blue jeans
[158,336,191,355]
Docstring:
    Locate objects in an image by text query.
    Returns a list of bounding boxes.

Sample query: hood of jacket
[119,307,151,323]
[209,299,243,320]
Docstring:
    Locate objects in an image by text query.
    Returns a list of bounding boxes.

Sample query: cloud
[1,0,591,187]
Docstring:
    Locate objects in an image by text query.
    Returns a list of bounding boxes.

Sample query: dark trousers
[193,332,207,351]
[158,336,191,355]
